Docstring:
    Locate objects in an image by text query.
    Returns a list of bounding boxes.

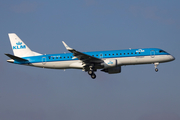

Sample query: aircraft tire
[155,68,158,72]
[88,70,93,75]
[91,73,96,79]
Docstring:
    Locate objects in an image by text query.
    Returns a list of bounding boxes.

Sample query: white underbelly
[116,55,173,65]
[31,60,83,69]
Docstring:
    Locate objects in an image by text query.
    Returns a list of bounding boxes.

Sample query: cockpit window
[159,50,166,53]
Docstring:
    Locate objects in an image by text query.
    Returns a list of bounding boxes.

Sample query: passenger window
[135,52,137,54]
[49,56,51,59]
[71,56,72,58]
[105,54,107,56]
[124,53,125,55]
[60,57,62,59]
[120,53,122,55]
[92,55,94,57]
[64,57,65,58]
[131,53,133,54]
[116,53,118,55]
[67,56,69,58]
[52,57,54,59]
[96,55,98,56]
[127,53,129,55]
[139,52,140,54]
[112,54,114,55]
[56,57,58,59]
[109,54,111,56]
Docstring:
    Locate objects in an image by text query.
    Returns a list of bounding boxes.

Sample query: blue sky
[0,0,180,120]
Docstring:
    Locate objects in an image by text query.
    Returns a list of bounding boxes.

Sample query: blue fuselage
[18,48,173,64]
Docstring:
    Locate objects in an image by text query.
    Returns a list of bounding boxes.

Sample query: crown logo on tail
[16,42,22,45]
[13,42,26,49]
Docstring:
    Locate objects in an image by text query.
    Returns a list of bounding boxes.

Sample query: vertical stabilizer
[8,33,41,57]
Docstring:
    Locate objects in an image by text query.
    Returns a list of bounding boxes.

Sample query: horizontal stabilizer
[5,54,28,61]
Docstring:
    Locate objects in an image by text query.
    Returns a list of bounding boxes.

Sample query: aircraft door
[42,57,46,65]
[150,50,155,58]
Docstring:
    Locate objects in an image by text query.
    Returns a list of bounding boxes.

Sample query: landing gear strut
[154,62,159,72]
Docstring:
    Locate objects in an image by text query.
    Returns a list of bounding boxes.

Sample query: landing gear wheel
[88,70,93,75]
[155,68,158,72]
[91,73,96,79]
[154,63,159,72]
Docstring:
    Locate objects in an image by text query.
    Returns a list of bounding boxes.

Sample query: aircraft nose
[170,55,175,61]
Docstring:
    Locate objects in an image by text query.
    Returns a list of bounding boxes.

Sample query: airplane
[5,33,175,79]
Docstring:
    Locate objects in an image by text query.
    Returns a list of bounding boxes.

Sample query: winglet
[62,41,73,50]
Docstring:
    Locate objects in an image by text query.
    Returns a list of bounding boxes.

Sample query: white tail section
[8,33,42,57]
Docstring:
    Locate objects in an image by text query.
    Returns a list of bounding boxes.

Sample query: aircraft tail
[8,33,42,57]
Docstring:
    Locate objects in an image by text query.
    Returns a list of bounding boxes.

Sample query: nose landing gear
[155,68,158,72]
[154,62,159,72]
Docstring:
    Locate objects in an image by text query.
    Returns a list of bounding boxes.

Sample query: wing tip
[62,41,73,50]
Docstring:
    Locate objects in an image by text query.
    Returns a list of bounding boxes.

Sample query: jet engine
[101,66,121,74]
[101,59,121,74]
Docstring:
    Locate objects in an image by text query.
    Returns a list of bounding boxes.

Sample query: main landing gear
[87,65,96,79]
[154,62,159,72]
[88,70,96,79]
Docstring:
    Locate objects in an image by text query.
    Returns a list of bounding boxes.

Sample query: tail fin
[8,33,41,57]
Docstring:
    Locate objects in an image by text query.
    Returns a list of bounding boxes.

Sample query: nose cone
[170,55,175,61]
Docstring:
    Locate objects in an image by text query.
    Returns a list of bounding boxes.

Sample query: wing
[62,41,103,64]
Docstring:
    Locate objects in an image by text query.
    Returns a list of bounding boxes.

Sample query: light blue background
[0,0,180,120]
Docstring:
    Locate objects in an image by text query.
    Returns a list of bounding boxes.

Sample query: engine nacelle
[101,66,121,74]
[102,59,117,68]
